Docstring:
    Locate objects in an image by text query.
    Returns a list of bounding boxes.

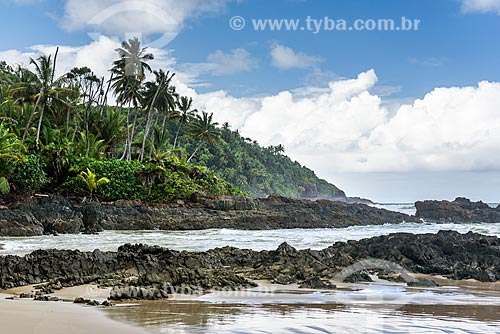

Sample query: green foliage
[77,168,110,198]
[190,126,344,199]
[0,123,26,193]
[11,154,48,194]
[64,158,240,202]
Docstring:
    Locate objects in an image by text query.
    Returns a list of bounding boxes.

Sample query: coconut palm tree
[173,96,196,149]
[111,38,153,160]
[113,37,153,80]
[187,111,221,163]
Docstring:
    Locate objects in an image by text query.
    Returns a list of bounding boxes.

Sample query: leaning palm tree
[187,111,221,163]
[173,96,196,149]
[0,123,26,193]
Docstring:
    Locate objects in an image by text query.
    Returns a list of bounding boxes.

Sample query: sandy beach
[0,292,147,334]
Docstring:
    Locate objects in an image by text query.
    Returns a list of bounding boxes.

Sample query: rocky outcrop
[0,195,417,236]
[14,196,84,234]
[0,208,44,236]
[97,195,416,230]
[416,197,500,223]
[0,231,498,297]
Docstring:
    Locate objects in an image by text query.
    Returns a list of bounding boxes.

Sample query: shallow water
[1,220,500,255]
[104,281,500,334]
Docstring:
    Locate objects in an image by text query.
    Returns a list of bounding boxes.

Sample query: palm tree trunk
[173,118,184,149]
[127,110,138,160]
[65,107,71,137]
[22,90,42,142]
[120,105,131,161]
[140,78,165,161]
[187,141,204,163]
[35,104,45,142]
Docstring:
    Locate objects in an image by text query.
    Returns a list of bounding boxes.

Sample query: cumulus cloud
[270,44,323,69]
[461,0,500,14]
[197,70,500,174]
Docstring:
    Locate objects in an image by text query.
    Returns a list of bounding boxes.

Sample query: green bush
[11,155,49,194]
[64,158,242,202]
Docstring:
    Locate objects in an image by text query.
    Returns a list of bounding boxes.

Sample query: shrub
[63,158,242,202]
[11,154,49,194]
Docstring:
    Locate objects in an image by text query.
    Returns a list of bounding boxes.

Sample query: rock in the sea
[0,194,418,236]
[416,197,500,223]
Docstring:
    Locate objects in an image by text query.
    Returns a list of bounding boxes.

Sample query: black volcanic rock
[1,231,498,298]
[0,195,417,236]
[416,197,500,223]
[0,208,44,236]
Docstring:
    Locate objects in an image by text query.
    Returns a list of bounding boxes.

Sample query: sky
[1,0,500,203]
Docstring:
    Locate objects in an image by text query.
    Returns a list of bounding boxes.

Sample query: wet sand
[0,292,147,334]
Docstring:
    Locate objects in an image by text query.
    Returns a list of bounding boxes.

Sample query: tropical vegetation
[0,38,343,202]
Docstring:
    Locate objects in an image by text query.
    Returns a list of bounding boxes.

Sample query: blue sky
[1,0,500,202]
[2,0,499,98]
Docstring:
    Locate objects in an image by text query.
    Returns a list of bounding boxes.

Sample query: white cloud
[197,70,500,174]
[60,0,234,42]
[180,48,257,77]
[461,0,500,14]
[270,44,323,69]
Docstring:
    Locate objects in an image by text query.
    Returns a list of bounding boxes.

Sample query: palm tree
[13,48,77,142]
[113,37,153,80]
[77,168,110,201]
[139,69,176,161]
[22,48,76,143]
[111,38,153,160]
[0,123,26,193]
[187,111,221,163]
[173,96,196,149]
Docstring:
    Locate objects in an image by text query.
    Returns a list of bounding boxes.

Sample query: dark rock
[0,209,43,236]
[0,195,418,236]
[1,230,498,297]
[416,197,500,223]
[343,271,373,283]
[407,277,439,287]
[19,292,35,299]
[74,297,90,304]
[299,277,336,289]
[101,300,113,307]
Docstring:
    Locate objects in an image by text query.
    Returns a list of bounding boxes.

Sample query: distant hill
[181,124,347,200]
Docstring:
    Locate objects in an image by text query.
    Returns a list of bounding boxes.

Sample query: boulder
[0,208,43,236]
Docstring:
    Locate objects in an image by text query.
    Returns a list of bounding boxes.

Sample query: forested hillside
[0,38,344,201]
